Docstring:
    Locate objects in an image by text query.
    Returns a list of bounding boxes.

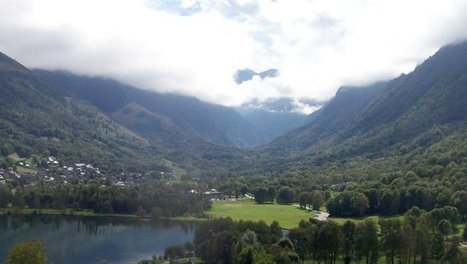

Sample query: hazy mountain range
[1,41,466,175]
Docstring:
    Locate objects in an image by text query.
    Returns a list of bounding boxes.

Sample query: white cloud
[1,0,467,106]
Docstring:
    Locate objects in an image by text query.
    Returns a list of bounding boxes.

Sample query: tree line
[0,181,210,219]
[191,206,466,264]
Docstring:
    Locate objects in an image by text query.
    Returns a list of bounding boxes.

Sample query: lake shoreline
[0,208,207,223]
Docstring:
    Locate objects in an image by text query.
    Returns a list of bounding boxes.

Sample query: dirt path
[313,211,330,221]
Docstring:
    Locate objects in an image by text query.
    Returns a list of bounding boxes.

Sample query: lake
[0,214,195,264]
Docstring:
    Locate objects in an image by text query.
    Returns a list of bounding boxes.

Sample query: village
[0,156,167,188]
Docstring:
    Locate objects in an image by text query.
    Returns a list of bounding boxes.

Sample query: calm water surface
[0,214,195,264]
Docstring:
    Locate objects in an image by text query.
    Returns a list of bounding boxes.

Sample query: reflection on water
[0,214,195,264]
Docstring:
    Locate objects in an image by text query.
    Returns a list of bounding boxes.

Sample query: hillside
[35,70,305,147]
[262,82,388,157]
[0,52,255,174]
[262,41,467,171]
[0,52,166,172]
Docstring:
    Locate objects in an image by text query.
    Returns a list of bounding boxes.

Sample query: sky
[1,0,467,108]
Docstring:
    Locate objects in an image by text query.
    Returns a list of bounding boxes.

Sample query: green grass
[206,199,314,229]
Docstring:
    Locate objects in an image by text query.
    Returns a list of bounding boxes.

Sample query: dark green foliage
[164,245,185,260]
[4,239,47,264]
[437,219,453,235]
[194,218,284,264]
[1,181,209,217]
[327,192,369,217]
[268,238,300,264]
[443,236,463,263]
[277,187,295,204]
[315,221,343,263]
[342,221,356,264]
[254,187,269,204]
[355,219,379,264]
[379,218,402,264]
[432,232,445,262]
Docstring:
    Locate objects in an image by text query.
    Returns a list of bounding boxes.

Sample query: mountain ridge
[35,70,306,147]
[261,41,467,170]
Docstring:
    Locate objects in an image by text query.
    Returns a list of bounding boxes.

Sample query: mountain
[0,52,261,173]
[235,97,324,145]
[263,41,467,168]
[35,70,302,147]
[261,82,388,156]
[0,52,167,172]
[234,68,279,84]
[3,41,466,176]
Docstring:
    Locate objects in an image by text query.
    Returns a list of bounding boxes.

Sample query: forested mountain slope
[262,41,467,170]
[0,52,256,174]
[0,52,166,171]
[34,70,307,147]
[262,82,388,157]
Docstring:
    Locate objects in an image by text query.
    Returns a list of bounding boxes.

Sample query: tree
[379,189,400,215]
[401,209,418,264]
[443,236,462,263]
[430,206,459,229]
[310,191,324,211]
[240,185,249,196]
[277,187,295,204]
[352,193,369,217]
[451,191,467,219]
[415,212,433,263]
[342,220,356,264]
[288,225,311,262]
[363,189,379,214]
[299,192,310,209]
[463,223,467,241]
[254,187,269,204]
[211,231,236,263]
[5,239,47,264]
[379,218,402,264]
[267,186,277,203]
[314,221,343,264]
[355,219,379,264]
[268,238,300,264]
[431,232,445,262]
[164,245,185,260]
[236,229,269,264]
[438,219,453,236]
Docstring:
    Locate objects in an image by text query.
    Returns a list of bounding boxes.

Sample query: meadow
[206,198,315,229]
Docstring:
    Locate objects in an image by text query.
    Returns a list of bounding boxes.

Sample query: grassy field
[206,198,314,229]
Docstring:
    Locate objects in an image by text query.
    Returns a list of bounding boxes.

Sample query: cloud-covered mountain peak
[234,68,279,84]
